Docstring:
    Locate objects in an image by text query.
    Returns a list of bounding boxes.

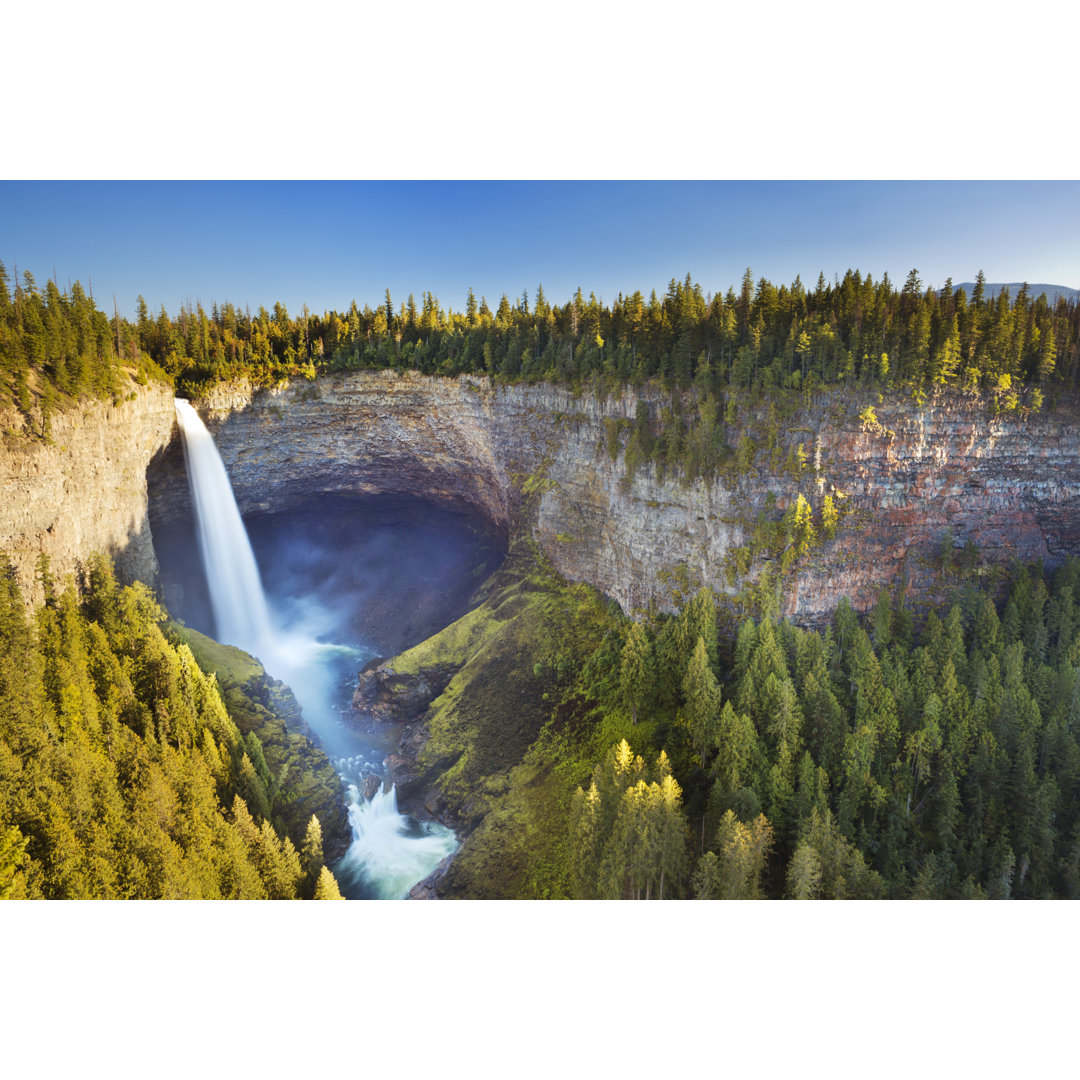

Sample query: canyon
[5,370,1080,625]
[9,370,1080,899]
[148,372,1080,625]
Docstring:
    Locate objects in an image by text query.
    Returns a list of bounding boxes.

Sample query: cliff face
[2,370,1077,629]
[785,398,1080,618]
[1,383,177,606]
[145,372,1080,623]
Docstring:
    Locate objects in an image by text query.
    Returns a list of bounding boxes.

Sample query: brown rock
[351,661,458,723]
[7,371,1078,630]
[0,381,175,608]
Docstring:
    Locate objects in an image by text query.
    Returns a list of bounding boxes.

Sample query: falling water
[174,399,275,659]
[174,398,456,899]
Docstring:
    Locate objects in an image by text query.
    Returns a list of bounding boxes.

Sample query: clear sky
[2,180,1078,320]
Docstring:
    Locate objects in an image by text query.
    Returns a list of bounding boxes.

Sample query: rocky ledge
[1,380,176,607]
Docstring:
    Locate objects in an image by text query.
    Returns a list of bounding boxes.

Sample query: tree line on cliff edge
[2,261,1079,431]
[561,557,1080,898]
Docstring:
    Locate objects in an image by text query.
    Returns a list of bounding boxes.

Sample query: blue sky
[3,180,1078,320]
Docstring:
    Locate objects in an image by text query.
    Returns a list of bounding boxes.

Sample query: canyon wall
[147,372,1080,623]
[4,372,1077,623]
[1,383,176,607]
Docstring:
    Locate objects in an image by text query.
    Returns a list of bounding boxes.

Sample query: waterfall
[174,398,276,660]
[173,398,456,899]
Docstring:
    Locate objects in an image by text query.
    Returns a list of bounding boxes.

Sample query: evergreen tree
[619,622,653,724]
[301,813,324,895]
[683,637,721,764]
[313,865,345,899]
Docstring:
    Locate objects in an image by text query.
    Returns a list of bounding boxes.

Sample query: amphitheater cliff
[4,371,1080,623]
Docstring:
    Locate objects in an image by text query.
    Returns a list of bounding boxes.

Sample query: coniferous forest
[562,560,1080,899]
[0,556,342,898]
[4,261,1080,898]
[3,261,1080,429]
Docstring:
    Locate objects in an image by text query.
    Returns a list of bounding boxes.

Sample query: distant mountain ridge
[952,282,1078,304]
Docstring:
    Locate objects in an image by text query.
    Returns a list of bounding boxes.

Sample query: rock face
[785,398,1080,619]
[147,372,1080,624]
[1,382,177,607]
[6,371,1079,626]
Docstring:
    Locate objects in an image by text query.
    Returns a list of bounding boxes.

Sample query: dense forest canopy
[561,557,1080,899]
[0,555,343,899]
[2,262,1078,425]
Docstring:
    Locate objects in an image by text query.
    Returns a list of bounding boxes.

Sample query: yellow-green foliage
[0,552,324,898]
[781,494,815,572]
[569,741,688,900]
[0,555,331,898]
[173,624,346,851]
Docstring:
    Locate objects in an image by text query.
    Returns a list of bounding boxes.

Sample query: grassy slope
[386,539,658,898]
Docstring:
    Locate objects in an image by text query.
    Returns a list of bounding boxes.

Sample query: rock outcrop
[1,382,176,607]
[353,660,459,725]
[147,372,1080,624]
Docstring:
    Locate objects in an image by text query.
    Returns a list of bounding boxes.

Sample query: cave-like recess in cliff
[151,491,507,661]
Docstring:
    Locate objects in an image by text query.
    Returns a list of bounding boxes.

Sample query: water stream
[173,398,456,898]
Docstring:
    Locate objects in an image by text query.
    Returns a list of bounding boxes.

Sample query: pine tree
[0,825,29,898]
[650,768,688,899]
[783,494,815,570]
[712,701,759,796]
[698,811,773,899]
[569,780,604,899]
[683,637,721,764]
[301,814,324,894]
[619,622,653,724]
[786,840,822,899]
[313,865,345,899]
[683,588,719,674]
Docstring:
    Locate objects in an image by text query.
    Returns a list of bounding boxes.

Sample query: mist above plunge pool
[155,491,505,664]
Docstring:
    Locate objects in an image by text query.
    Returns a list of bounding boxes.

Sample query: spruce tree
[683,637,721,765]
[619,622,653,724]
[313,865,345,900]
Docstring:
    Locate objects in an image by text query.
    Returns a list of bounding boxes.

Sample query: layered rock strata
[147,372,1080,624]
[1,383,176,607]
[6,373,1075,626]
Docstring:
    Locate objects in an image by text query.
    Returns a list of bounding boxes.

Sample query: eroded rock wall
[1,383,177,607]
[147,372,1080,624]
[7,370,1077,625]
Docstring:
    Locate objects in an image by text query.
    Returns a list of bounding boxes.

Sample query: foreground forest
[565,555,1080,899]
[0,556,344,899]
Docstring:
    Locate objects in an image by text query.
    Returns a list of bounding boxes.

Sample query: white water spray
[174,399,350,715]
[174,399,276,659]
[339,784,456,900]
[173,398,456,898]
